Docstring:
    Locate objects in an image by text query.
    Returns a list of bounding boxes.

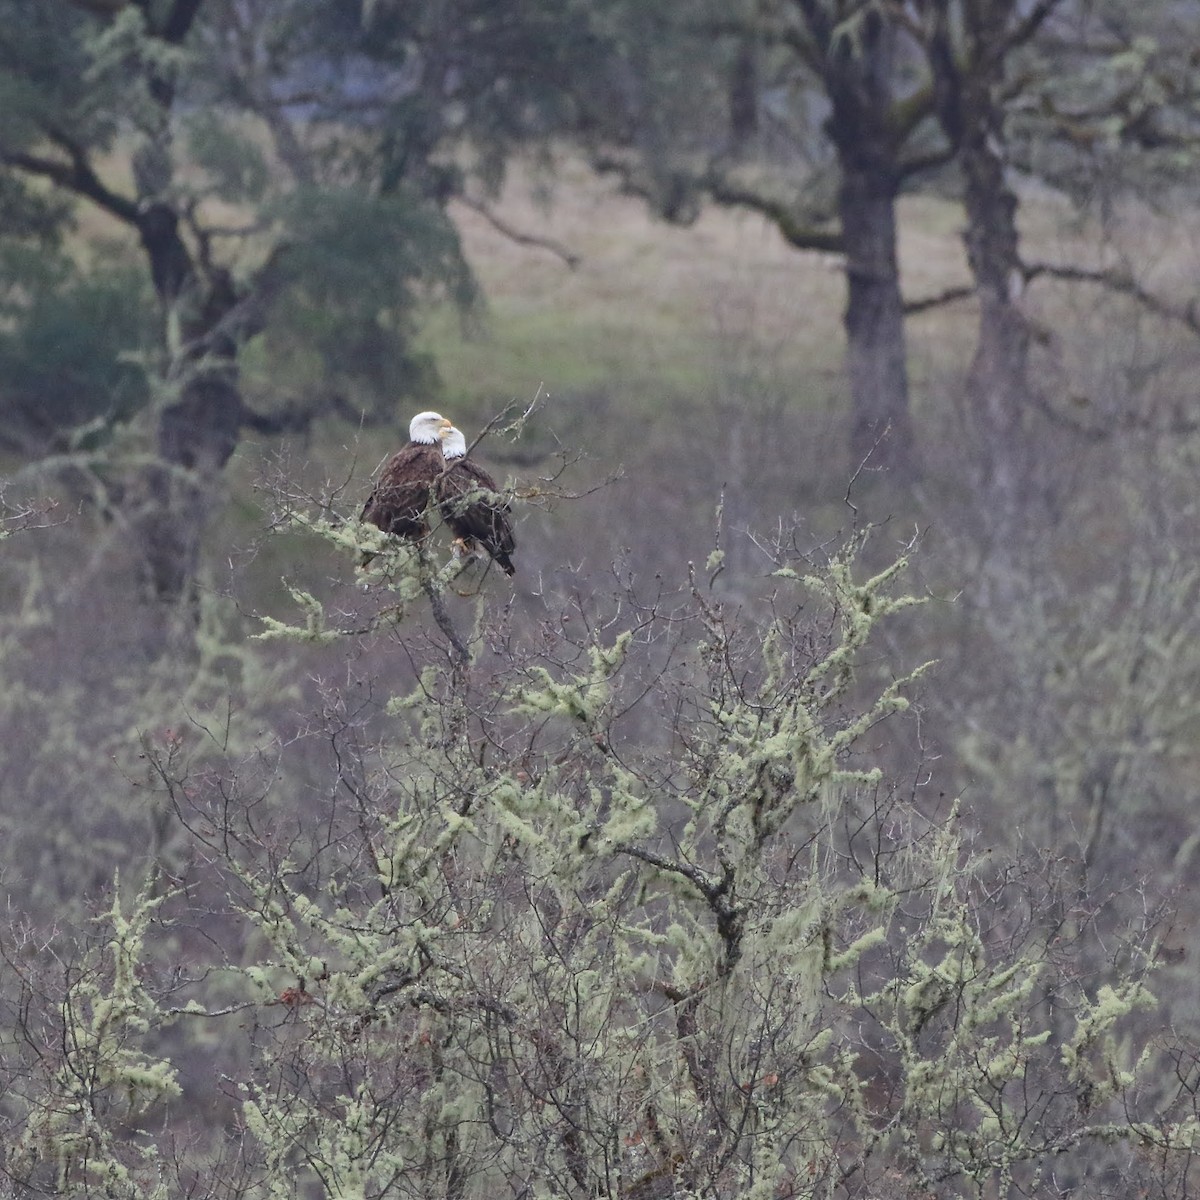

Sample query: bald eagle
[360,410,453,545]
[436,425,516,576]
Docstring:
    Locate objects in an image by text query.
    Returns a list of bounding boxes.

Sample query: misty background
[4,1,1200,1195]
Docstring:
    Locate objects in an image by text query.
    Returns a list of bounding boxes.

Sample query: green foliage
[277,184,475,314]
[0,260,155,453]
[1009,1,1200,201]
[0,175,70,260]
[82,5,187,126]
[0,0,602,470]
[0,531,299,927]
[183,111,272,205]
[201,531,947,1196]
[252,185,476,414]
[322,0,604,195]
[956,495,1200,901]
[0,3,105,149]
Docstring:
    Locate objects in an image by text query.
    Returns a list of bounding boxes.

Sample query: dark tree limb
[0,144,139,226]
[904,283,975,315]
[238,401,319,437]
[1024,261,1200,338]
[1004,0,1067,57]
[454,195,581,268]
[702,174,844,252]
[158,0,204,44]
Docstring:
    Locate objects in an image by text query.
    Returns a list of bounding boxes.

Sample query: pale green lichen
[19,534,1186,1196]
[255,584,343,643]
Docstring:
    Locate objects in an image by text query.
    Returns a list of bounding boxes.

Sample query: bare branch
[703,174,844,252]
[454,196,581,268]
[0,143,139,227]
[904,283,975,315]
[1025,260,1200,337]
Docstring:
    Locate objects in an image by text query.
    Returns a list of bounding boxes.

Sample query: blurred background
[3,0,1200,1118]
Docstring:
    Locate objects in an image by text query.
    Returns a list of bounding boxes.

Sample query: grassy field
[419,160,979,427]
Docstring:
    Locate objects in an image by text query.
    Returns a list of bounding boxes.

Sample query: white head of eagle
[409,411,452,444]
[441,426,468,460]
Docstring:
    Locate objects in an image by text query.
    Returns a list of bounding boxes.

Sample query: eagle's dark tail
[494,551,516,576]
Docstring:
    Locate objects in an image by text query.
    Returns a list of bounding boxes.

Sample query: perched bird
[360,410,453,545]
[436,425,516,576]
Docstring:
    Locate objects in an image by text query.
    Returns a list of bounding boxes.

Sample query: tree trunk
[961,128,1032,535]
[838,165,916,475]
[930,0,1040,547]
[809,4,918,477]
[728,37,758,154]
[135,367,243,604]
[0,2,279,615]
[125,8,252,607]
[133,203,247,604]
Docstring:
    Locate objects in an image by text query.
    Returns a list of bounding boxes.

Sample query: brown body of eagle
[360,411,452,544]
[436,427,516,575]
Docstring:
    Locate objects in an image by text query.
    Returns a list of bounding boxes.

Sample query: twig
[844,422,891,518]
[162,1001,258,1018]
[462,388,546,460]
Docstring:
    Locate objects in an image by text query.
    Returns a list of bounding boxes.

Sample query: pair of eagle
[360,411,516,575]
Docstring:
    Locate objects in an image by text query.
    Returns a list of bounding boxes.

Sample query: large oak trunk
[133,202,246,604]
[816,8,918,478]
[930,0,1042,547]
[134,368,244,603]
[962,135,1033,537]
[839,168,916,474]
